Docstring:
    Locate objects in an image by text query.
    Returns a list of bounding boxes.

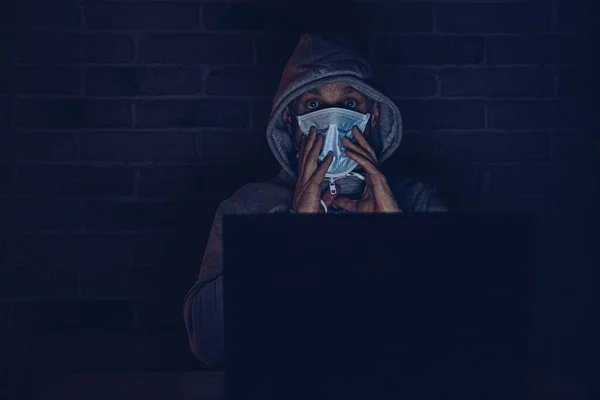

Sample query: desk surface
[39,370,590,400]
[39,371,224,400]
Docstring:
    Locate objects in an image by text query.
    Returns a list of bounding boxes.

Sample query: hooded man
[183,34,448,365]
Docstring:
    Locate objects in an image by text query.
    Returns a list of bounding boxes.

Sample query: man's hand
[333,127,403,213]
[291,127,337,213]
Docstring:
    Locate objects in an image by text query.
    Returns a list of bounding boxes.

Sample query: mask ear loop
[285,106,303,153]
[320,199,328,213]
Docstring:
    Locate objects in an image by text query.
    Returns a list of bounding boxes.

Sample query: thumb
[321,185,340,207]
[332,195,357,212]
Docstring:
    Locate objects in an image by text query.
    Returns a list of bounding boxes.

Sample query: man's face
[283,81,380,149]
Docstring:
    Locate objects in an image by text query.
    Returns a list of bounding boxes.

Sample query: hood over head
[266,34,403,180]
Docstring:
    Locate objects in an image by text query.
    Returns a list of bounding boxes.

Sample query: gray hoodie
[183,35,448,365]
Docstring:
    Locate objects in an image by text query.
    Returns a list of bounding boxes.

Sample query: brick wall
[0,0,597,396]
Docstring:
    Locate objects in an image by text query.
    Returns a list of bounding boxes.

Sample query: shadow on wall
[208,1,371,63]
[213,0,446,193]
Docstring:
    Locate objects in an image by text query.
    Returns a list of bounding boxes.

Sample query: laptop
[222,213,537,400]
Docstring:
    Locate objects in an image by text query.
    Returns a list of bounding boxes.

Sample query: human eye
[343,99,358,109]
[305,99,320,110]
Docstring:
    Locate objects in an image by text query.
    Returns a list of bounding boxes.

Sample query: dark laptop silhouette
[223,213,537,400]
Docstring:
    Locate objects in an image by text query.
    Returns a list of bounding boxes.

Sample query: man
[183,34,447,366]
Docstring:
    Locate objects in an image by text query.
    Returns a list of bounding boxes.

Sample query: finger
[345,149,380,175]
[321,185,340,206]
[311,151,334,182]
[307,133,324,166]
[300,127,318,162]
[332,196,357,212]
[343,137,377,166]
[351,126,378,164]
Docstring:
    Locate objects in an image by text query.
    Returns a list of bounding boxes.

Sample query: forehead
[300,81,368,98]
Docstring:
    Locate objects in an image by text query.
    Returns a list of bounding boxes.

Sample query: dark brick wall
[0,0,597,397]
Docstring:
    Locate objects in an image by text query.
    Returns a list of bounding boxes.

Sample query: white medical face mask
[296,107,371,179]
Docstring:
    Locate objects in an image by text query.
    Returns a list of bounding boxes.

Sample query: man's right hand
[291,127,336,213]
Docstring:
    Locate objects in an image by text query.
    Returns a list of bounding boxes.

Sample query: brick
[203,2,272,31]
[15,133,78,162]
[0,303,7,334]
[537,230,590,269]
[130,233,177,266]
[371,36,484,65]
[77,332,196,371]
[12,234,130,268]
[484,195,553,227]
[488,100,582,130]
[254,34,305,67]
[137,164,269,200]
[382,132,436,181]
[130,267,194,300]
[0,0,80,29]
[0,199,12,234]
[6,334,78,370]
[362,3,434,33]
[15,165,134,197]
[10,300,79,336]
[79,132,198,162]
[0,165,11,195]
[487,36,583,66]
[551,198,593,230]
[85,67,204,96]
[0,96,13,128]
[77,332,141,370]
[0,68,9,93]
[205,67,279,97]
[136,166,203,198]
[78,300,135,332]
[440,67,554,97]
[0,66,81,95]
[556,1,587,33]
[375,68,438,97]
[14,199,80,231]
[199,131,267,164]
[204,2,432,33]
[551,134,595,163]
[135,100,248,129]
[18,33,134,64]
[0,266,78,299]
[556,67,585,98]
[250,100,272,132]
[394,100,485,130]
[0,134,13,166]
[438,166,489,209]
[16,99,132,129]
[0,33,16,65]
[133,299,188,332]
[84,3,199,30]
[0,234,8,266]
[490,164,592,195]
[82,200,185,231]
[138,34,253,64]
[79,267,139,299]
[434,132,551,164]
[436,3,552,34]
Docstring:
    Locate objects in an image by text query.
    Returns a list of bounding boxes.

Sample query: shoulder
[389,177,448,213]
[229,181,293,213]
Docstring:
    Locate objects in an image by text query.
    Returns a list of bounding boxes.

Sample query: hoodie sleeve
[183,197,244,365]
[392,178,449,213]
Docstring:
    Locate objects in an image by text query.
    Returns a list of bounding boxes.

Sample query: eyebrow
[305,86,358,96]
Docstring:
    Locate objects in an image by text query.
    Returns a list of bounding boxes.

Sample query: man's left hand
[332,127,403,213]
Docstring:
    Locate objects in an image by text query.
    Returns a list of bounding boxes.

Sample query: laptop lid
[223,213,537,400]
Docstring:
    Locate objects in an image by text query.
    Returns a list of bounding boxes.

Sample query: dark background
[0,0,598,399]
